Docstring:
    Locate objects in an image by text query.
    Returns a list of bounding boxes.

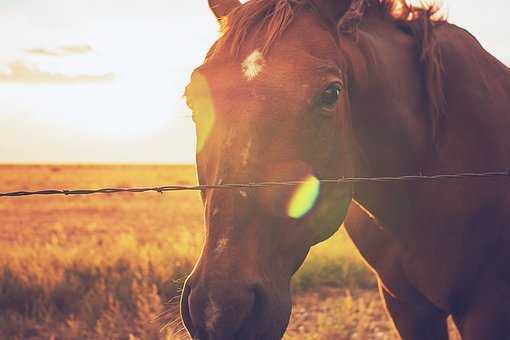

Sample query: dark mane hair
[214,0,446,145]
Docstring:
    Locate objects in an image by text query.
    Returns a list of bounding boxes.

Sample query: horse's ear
[337,0,366,33]
[312,0,366,34]
[208,0,241,20]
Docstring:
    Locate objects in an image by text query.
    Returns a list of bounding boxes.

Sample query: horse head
[181,0,411,338]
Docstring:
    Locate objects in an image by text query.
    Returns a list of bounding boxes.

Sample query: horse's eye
[319,83,342,108]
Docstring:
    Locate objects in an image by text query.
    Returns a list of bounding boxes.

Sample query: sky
[1,0,508,164]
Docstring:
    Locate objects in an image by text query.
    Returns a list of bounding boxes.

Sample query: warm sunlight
[2,1,509,340]
[0,0,219,163]
[188,72,217,153]
[0,0,508,164]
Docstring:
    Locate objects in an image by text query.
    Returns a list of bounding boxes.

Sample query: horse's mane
[214,0,446,145]
[217,0,444,56]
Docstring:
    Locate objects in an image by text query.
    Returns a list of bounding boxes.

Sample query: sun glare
[191,73,216,153]
[287,175,321,219]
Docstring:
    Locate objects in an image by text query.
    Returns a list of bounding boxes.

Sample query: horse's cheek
[307,190,352,245]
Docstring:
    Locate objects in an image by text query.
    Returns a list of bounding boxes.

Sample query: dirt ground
[287,288,461,340]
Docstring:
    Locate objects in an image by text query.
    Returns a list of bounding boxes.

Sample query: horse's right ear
[208,0,241,20]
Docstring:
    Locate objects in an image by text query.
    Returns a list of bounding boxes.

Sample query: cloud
[60,45,93,54]
[24,44,94,57]
[0,61,115,84]
[24,48,60,57]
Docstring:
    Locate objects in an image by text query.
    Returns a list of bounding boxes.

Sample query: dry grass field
[0,165,459,339]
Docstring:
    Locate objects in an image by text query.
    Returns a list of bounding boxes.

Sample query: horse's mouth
[185,311,280,340]
[181,290,281,340]
[186,325,273,340]
[183,307,284,340]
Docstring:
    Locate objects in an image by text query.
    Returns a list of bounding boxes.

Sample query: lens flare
[192,73,216,153]
[287,175,320,219]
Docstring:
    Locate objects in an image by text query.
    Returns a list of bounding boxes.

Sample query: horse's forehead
[204,12,336,78]
[202,45,333,85]
[191,47,337,117]
[241,49,265,81]
[193,23,338,99]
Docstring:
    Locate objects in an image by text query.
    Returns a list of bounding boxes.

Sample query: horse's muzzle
[180,277,270,340]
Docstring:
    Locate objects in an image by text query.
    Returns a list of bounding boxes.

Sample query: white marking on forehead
[242,49,265,81]
[215,238,229,254]
[239,190,248,198]
[204,295,221,332]
[212,208,220,217]
[240,138,252,167]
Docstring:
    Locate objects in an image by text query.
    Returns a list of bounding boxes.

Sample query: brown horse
[181,0,510,339]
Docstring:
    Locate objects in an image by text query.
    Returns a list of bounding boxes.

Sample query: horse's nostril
[229,286,263,339]
[192,327,209,340]
[181,283,211,340]
[250,284,267,320]
[180,281,194,337]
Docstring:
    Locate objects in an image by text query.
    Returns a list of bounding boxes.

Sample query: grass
[0,165,387,339]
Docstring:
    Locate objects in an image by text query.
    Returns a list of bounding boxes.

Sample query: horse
[181,0,510,339]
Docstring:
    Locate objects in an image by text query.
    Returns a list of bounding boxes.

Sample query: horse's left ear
[208,0,241,20]
[337,0,366,33]
[312,0,366,34]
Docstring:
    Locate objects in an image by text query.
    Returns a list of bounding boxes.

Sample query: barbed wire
[1,170,509,198]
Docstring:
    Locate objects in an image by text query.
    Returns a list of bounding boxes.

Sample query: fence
[1,170,509,198]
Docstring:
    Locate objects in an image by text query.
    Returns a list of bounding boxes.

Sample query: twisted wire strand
[1,170,509,198]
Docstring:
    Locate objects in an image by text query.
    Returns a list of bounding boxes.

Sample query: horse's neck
[351,20,510,236]
[431,23,510,169]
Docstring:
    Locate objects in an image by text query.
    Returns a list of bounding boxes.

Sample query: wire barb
[1,170,508,198]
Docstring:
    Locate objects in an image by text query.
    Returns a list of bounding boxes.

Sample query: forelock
[211,0,308,58]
